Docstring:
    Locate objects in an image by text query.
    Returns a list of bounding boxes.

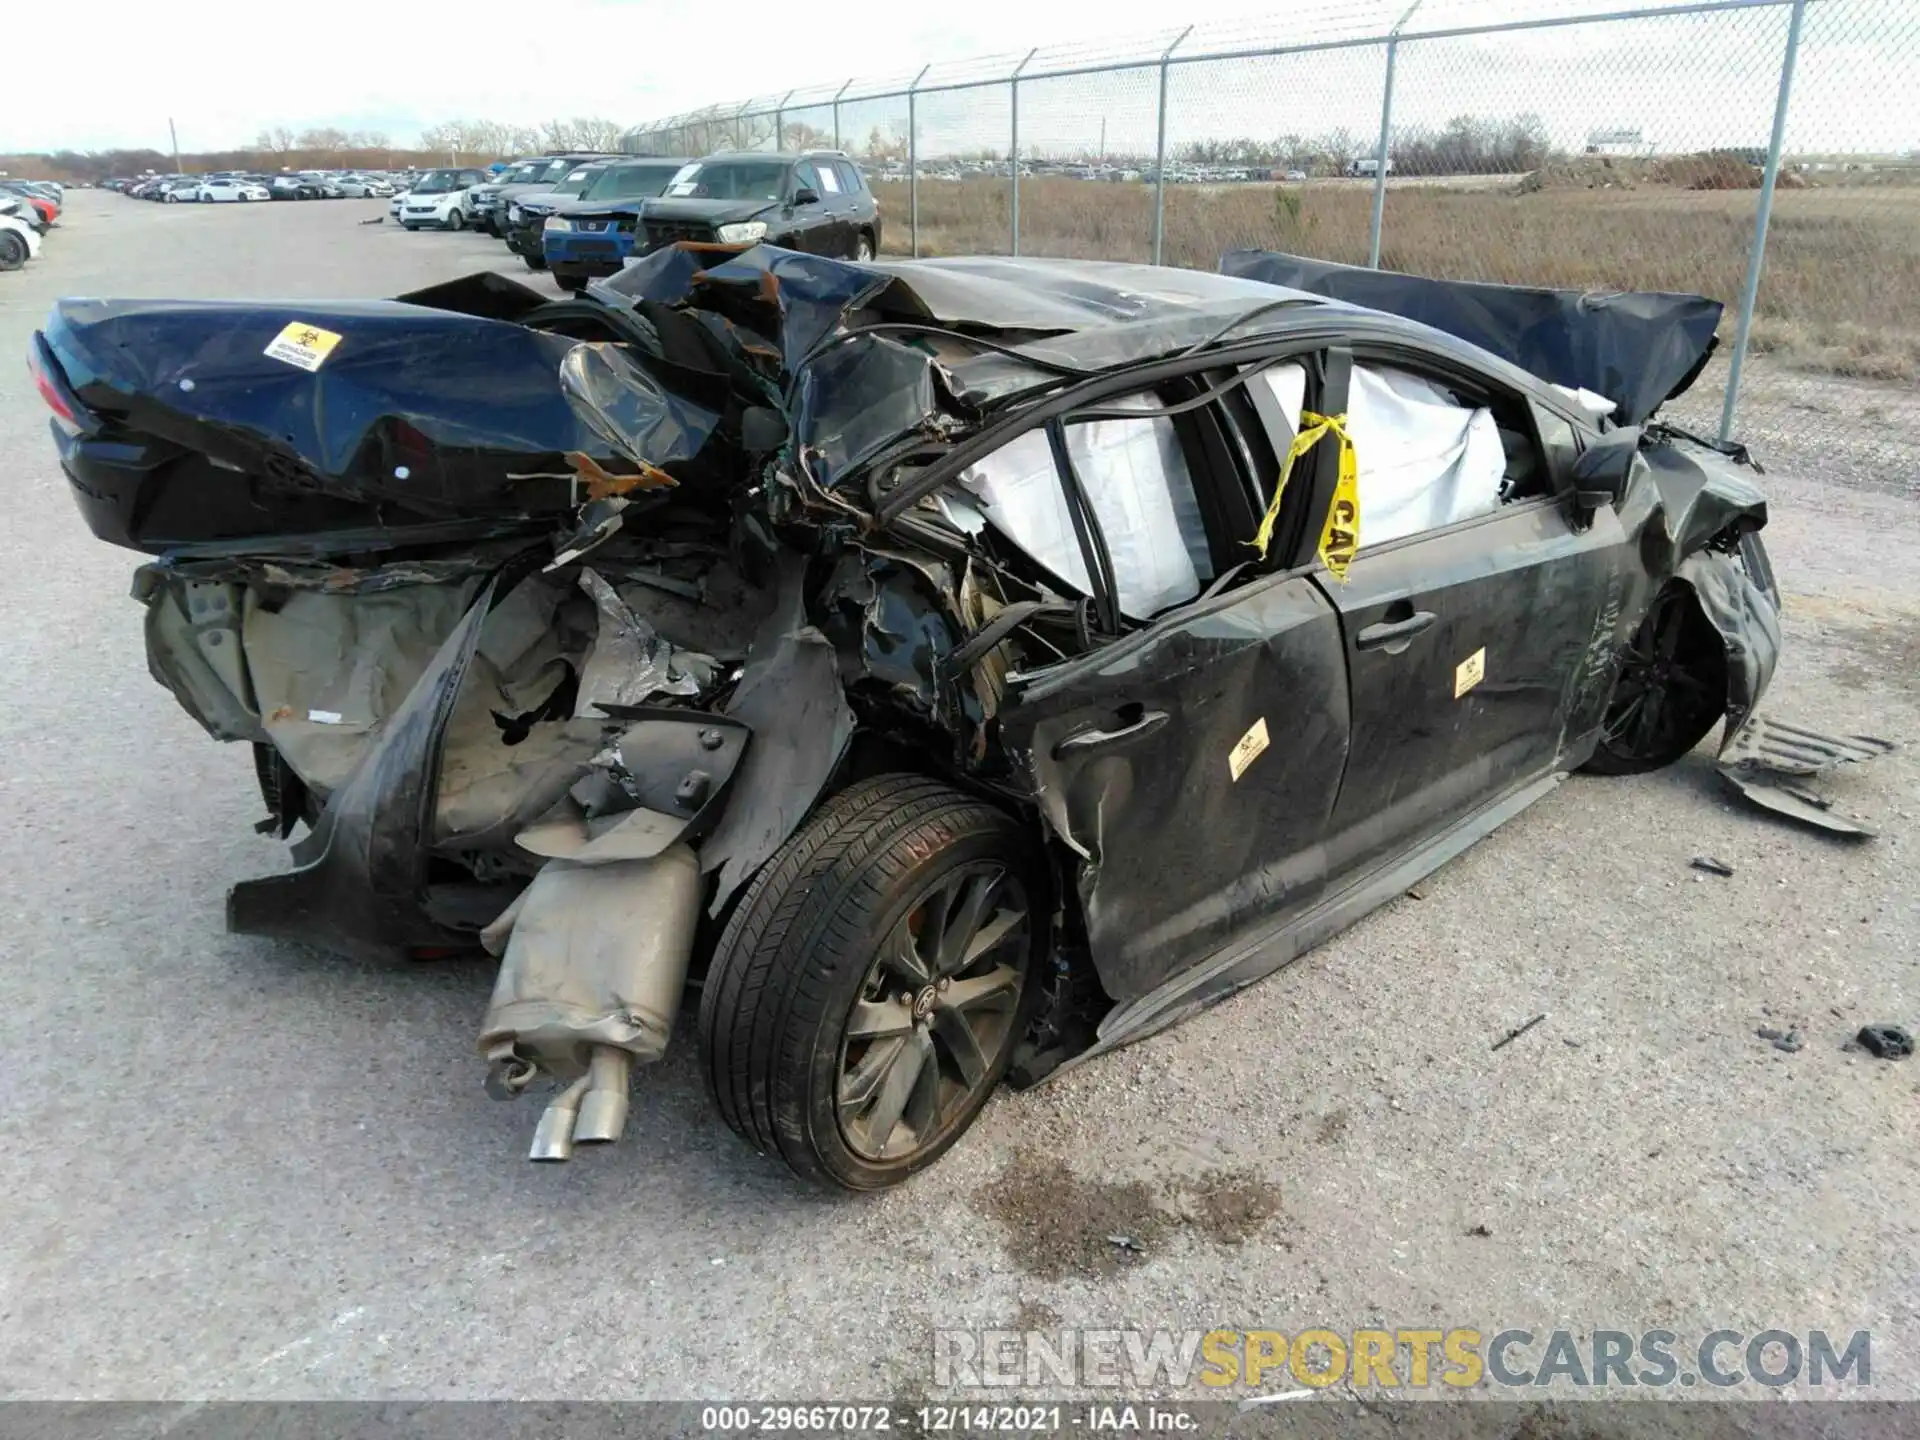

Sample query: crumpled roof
[598,246,1333,373]
[1220,249,1723,426]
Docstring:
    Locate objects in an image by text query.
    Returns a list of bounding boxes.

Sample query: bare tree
[539,117,624,151]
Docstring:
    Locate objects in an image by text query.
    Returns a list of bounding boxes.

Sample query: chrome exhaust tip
[528,1076,590,1163]
[573,1047,633,1146]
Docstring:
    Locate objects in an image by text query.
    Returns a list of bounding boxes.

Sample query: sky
[7,0,1914,158]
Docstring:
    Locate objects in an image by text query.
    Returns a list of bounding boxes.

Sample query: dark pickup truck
[637,150,880,261]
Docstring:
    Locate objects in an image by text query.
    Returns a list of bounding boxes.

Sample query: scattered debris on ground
[1856,1024,1913,1059]
[1492,1014,1547,1051]
[1691,855,1736,877]
[1466,1223,1494,1238]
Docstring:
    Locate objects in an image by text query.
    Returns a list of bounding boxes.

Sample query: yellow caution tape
[1248,410,1360,581]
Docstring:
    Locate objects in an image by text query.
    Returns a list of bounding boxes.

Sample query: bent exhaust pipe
[573,1046,633,1146]
[480,843,701,1163]
[529,1076,590,1163]
[527,1047,633,1161]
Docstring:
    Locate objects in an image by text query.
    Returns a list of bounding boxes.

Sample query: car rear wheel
[0,232,26,271]
[855,231,875,261]
[164,192,178,204]
[1584,583,1727,776]
[699,773,1042,1191]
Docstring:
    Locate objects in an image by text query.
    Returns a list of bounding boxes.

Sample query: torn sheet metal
[1720,715,1895,776]
[1220,249,1722,425]
[1717,768,1878,838]
[1682,545,1781,746]
[556,342,722,485]
[697,554,856,912]
[1716,715,1894,838]
[574,568,716,716]
[226,560,537,960]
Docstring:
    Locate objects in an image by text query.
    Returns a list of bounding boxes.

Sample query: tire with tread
[698,773,1040,1190]
[0,231,25,271]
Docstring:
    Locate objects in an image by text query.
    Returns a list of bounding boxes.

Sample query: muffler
[479,842,701,1161]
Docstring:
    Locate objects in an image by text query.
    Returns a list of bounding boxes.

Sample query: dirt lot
[897,176,1920,389]
[1,193,1917,1404]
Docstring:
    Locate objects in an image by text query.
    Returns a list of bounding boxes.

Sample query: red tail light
[28,344,82,435]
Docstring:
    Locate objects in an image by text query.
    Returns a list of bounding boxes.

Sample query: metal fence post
[1151,25,1193,267]
[833,79,852,151]
[734,100,754,152]
[908,64,929,258]
[1369,0,1423,269]
[1720,0,1806,443]
[1010,50,1037,255]
[774,89,793,152]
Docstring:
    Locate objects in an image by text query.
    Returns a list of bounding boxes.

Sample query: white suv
[399,168,489,230]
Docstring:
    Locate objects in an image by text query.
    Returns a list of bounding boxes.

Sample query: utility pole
[169,117,182,173]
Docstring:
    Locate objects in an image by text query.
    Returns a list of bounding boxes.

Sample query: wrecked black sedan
[29,246,1781,1189]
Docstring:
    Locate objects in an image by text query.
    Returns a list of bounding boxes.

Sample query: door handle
[1053,709,1169,758]
[1355,610,1436,650]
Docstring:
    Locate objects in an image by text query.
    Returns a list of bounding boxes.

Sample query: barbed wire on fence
[622,0,1917,474]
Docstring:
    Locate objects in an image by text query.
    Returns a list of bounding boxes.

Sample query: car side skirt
[1043,764,1573,1077]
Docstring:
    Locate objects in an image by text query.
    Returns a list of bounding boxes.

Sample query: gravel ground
[1,192,1916,1404]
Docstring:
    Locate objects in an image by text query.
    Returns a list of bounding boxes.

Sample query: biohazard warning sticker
[1228,716,1271,782]
[1454,647,1486,698]
[264,322,343,372]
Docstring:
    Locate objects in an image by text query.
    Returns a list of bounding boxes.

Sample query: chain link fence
[623,0,1918,483]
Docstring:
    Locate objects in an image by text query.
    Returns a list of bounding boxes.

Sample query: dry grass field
[887,176,1920,383]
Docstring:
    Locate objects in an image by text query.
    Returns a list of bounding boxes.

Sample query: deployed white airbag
[958,408,1210,621]
[1348,366,1508,549]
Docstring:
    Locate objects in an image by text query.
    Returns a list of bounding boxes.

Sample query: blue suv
[541,158,691,292]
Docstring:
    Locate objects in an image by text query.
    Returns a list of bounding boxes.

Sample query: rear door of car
[1296,347,1628,882]
[988,356,1353,1007]
[832,160,873,246]
[790,160,848,255]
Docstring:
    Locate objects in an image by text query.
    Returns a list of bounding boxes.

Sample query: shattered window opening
[956,391,1212,624]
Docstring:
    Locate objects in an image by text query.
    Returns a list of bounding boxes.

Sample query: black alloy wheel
[1585,583,1726,775]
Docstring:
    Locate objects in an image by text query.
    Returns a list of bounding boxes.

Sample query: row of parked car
[0,177,62,271]
[106,171,403,203]
[382,149,884,292]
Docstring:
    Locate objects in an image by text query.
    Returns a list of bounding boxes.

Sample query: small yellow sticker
[1228,716,1271,782]
[264,322,343,372]
[1454,647,1486,698]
